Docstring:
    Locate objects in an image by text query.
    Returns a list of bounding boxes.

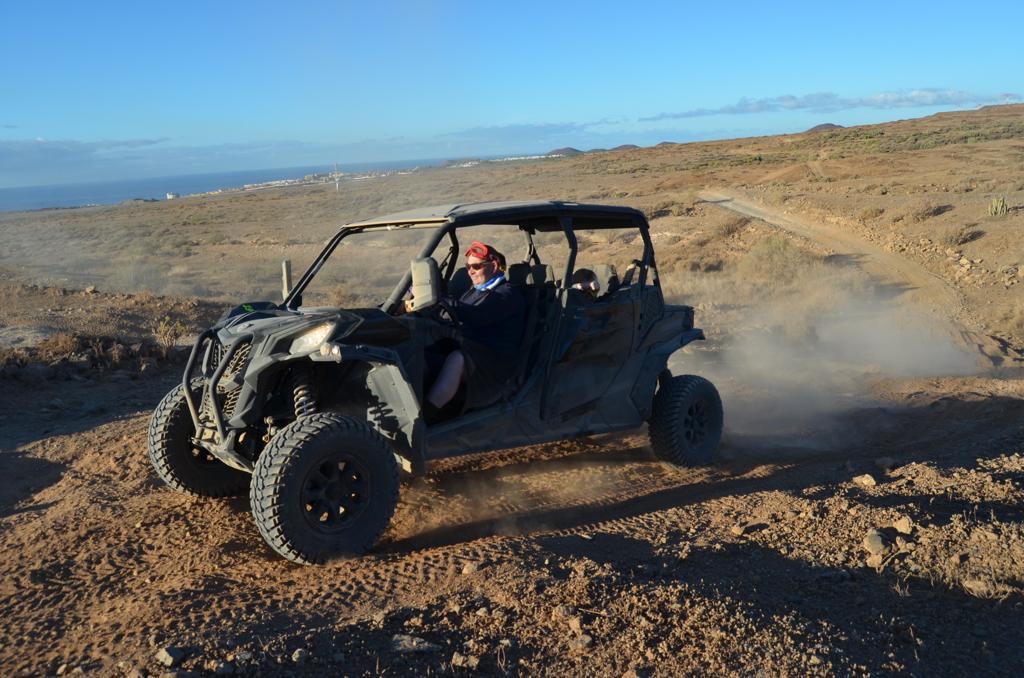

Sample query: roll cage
[282,201,660,313]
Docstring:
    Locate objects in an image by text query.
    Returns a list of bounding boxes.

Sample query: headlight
[289,322,336,354]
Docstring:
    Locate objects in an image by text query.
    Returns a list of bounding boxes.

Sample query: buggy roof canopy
[345,201,645,232]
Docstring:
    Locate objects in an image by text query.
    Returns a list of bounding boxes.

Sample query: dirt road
[698,188,1023,369]
[699,188,962,318]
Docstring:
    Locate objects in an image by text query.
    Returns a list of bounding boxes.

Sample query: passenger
[571,268,601,299]
[425,241,526,419]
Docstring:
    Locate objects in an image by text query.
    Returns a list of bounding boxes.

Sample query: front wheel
[250,412,400,564]
[648,374,723,467]
[148,379,251,497]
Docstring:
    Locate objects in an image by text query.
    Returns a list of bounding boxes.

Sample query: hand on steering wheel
[432,299,460,327]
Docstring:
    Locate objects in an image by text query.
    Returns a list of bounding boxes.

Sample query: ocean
[0,159,447,213]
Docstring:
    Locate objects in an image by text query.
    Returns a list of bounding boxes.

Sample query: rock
[451,652,480,669]
[475,606,489,617]
[85,285,98,294]
[390,634,440,653]
[461,561,479,575]
[809,654,823,666]
[865,554,884,568]
[156,647,186,668]
[852,474,877,488]
[551,604,573,620]
[567,635,593,653]
[291,648,308,663]
[862,529,888,556]
[874,457,899,473]
[892,516,914,535]
[949,552,967,565]
[567,616,584,634]
[56,664,68,676]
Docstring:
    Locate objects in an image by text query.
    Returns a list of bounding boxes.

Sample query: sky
[1,0,1021,188]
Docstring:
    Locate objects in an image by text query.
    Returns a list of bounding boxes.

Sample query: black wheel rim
[300,455,371,533]
[682,399,710,446]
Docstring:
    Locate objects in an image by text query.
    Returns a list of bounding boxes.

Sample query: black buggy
[148,201,723,564]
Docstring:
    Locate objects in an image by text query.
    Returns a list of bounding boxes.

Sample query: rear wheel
[250,412,399,564]
[649,374,723,467]
[147,379,251,496]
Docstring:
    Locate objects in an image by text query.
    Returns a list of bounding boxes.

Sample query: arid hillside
[1,105,1023,677]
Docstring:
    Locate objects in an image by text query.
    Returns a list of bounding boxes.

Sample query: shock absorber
[290,369,317,418]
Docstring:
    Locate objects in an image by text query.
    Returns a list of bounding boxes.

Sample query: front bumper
[182,329,256,472]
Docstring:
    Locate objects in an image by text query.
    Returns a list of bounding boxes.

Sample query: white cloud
[641,89,1021,121]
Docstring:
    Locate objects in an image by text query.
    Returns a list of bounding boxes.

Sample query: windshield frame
[285,207,656,313]
[284,222,446,311]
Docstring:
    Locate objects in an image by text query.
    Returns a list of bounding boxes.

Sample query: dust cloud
[670,265,979,453]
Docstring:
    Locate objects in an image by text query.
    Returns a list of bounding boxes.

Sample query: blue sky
[1,1,1021,188]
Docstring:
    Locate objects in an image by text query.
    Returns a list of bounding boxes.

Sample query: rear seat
[591,263,620,299]
[504,262,556,395]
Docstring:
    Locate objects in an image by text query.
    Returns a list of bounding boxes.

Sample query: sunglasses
[467,261,493,271]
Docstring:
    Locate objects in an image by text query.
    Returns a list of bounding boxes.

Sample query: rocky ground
[1,367,1023,676]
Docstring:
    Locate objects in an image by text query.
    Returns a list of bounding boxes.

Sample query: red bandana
[464,240,499,261]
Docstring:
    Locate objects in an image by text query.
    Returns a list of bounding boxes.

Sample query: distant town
[165,149,588,201]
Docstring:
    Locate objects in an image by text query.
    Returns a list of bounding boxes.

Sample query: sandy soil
[2,105,1024,676]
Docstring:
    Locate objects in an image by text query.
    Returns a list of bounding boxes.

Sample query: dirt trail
[699,188,962,319]
[697,188,1023,368]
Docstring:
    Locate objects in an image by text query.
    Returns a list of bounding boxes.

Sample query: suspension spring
[292,375,317,418]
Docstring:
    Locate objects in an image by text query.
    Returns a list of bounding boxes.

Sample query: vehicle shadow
[384,393,1024,553]
[0,370,178,450]
[0,451,66,519]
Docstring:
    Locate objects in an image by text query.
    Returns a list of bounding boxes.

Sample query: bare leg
[427,350,465,408]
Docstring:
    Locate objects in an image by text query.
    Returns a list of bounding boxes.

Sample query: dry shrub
[1002,305,1024,340]
[939,225,984,247]
[37,333,80,360]
[912,202,951,222]
[0,346,31,366]
[738,233,818,284]
[714,216,750,239]
[858,206,885,221]
[152,316,187,357]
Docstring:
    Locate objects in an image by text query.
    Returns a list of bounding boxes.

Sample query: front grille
[199,339,252,427]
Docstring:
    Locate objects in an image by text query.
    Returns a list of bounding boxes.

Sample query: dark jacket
[451,280,526,355]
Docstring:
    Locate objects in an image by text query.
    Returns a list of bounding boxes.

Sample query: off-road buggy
[148,201,723,564]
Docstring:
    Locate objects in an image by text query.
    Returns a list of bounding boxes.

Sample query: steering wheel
[430,299,460,328]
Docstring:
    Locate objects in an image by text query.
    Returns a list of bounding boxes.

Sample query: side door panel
[542,287,638,418]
